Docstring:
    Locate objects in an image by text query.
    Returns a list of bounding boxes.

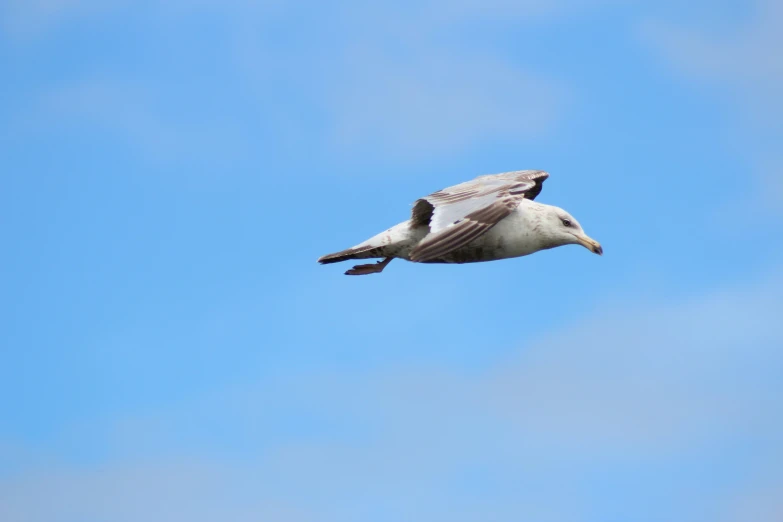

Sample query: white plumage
[319,170,602,275]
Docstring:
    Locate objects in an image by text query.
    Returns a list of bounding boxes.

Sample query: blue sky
[1,1,782,521]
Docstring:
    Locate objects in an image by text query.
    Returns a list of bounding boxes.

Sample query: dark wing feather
[411,198,435,228]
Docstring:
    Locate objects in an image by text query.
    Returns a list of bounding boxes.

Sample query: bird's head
[541,205,603,255]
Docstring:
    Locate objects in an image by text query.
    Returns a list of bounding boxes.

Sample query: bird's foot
[345,257,392,276]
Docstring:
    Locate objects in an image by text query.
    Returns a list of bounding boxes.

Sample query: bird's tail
[317,245,383,264]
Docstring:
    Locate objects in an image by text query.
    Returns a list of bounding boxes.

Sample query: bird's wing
[409,170,548,262]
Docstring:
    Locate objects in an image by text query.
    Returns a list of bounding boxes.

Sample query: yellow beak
[575,234,603,255]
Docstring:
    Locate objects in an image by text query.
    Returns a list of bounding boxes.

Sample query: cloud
[0,0,601,39]
[4,0,580,163]
[16,77,250,169]
[724,481,783,522]
[322,48,563,157]
[258,0,596,160]
[0,0,284,39]
[0,0,127,39]
[641,0,783,207]
[235,1,580,159]
[0,459,310,522]
[641,1,783,121]
[2,269,781,522]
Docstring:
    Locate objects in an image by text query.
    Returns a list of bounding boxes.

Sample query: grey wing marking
[408,170,548,262]
[409,194,520,262]
[474,170,549,200]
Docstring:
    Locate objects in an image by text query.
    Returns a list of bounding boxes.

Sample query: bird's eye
[562,218,572,227]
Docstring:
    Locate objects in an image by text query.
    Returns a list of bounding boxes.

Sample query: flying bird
[318,170,602,275]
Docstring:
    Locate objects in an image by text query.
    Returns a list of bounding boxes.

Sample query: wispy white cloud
[2,270,781,522]
[641,0,783,207]
[0,0,605,39]
[235,1,587,160]
[0,0,127,39]
[3,0,580,163]
[18,77,250,168]
[641,0,783,122]
[0,0,285,39]
[724,480,783,522]
[322,48,563,157]
[0,459,310,522]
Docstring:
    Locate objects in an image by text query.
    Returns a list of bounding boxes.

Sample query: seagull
[318,170,602,275]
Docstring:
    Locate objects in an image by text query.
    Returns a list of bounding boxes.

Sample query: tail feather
[318,245,383,264]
